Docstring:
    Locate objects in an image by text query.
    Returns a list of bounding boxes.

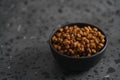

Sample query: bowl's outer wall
[50,45,106,71]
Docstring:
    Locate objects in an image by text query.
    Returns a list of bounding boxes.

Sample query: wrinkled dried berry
[51,25,105,58]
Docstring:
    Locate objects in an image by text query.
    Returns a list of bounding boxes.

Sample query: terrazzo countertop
[0,0,120,80]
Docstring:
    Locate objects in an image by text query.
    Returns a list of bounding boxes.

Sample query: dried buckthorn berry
[51,25,105,58]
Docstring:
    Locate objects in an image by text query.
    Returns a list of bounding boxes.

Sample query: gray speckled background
[0,0,120,80]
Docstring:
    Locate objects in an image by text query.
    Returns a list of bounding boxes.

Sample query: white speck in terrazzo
[30,36,36,39]
[23,36,27,39]
[10,4,15,9]
[0,45,4,48]
[6,23,10,27]
[17,25,22,32]
[104,74,110,78]
[7,66,11,69]
[60,0,64,3]
[34,71,38,74]
[22,7,27,11]
[10,56,13,60]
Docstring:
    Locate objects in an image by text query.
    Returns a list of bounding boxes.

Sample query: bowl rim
[49,23,108,59]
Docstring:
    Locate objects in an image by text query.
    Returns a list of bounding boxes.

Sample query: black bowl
[49,23,107,72]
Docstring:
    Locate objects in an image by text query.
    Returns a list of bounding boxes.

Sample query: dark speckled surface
[0,0,120,80]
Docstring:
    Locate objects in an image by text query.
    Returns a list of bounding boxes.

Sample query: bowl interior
[49,23,107,59]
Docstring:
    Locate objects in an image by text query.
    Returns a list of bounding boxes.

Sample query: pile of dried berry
[51,25,105,58]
